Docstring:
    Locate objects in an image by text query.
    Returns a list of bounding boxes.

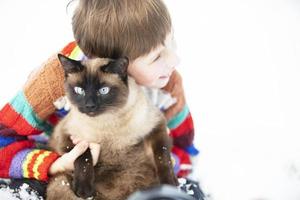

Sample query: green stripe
[10,91,53,133]
[167,104,190,129]
[44,128,53,136]
[69,45,81,60]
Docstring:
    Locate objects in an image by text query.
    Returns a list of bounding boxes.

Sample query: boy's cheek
[150,77,170,89]
[131,74,153,87]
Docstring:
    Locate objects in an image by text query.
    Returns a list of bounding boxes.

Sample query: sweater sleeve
[162,70,199,177]
[0,44,70,181]
[162,70,198,153]
[167,105,196,151]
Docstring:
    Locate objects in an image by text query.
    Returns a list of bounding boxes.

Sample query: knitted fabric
[0,53,65,181]
[0,41,198,181]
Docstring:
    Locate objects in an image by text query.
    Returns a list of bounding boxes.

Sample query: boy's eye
[153,55,161,63]
[74,86,85,96]
[99,87,110,95]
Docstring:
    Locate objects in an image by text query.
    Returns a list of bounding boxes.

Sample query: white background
[1,0,300,200]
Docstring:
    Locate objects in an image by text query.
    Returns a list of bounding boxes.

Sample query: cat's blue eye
[99,87,110,95]
[74,86,85,96]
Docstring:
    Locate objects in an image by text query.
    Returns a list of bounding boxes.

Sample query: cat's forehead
[67,57,122,86]
[82,58,112,74]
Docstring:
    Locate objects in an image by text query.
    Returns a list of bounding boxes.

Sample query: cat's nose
[85,103,96,110]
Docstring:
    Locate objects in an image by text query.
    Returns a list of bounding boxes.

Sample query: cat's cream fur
[51,77,163,151]
[47,56,177,200]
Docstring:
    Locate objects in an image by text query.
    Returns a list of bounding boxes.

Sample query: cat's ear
[101,57,129,78]
[57,54,84,75]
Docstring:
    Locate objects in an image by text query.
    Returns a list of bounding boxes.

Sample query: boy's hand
[70,135,101,166]
[163,70,186,121]
[49,138,101,175]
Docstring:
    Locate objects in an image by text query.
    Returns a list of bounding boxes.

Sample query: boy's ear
[101,57,129,78]
[57,54,84,75]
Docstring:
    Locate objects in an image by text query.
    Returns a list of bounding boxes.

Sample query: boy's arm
[0,42,99,181]
[0,48,68,181]
[163,70,196,151]
[162,70,199,177]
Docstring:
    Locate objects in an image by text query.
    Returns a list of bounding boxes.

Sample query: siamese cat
[46,54,178,200]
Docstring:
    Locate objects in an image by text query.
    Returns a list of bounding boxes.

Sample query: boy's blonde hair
[72,0,172,60]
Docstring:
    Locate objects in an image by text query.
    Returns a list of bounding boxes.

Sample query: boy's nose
[173,54,180,68]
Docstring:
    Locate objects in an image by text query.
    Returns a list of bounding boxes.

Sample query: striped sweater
[0,42,198,181]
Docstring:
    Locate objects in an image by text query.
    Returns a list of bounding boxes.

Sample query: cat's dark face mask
[58,54,129,117]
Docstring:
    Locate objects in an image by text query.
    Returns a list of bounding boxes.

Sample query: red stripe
[37,152,59,181]
[0,104,41,136]
[0,127,20,137]
[171,146,191,177]
[172,146,191,165]
[170,114,194,138]
[0,123,6,129]
[173,132,194,149]
[47,113,60,126]
[0,140,35,178]
[60,41,77,56]
[27,150,46,179]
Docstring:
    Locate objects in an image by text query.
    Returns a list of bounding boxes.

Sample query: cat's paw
[160,174,179,186]
[72,178,95,199]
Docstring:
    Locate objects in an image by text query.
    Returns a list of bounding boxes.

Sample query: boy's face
[128,32,179,88]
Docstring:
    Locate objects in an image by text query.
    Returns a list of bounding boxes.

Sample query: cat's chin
[79,110,99,117]
[85,112,99,117]
[78,108,100,117]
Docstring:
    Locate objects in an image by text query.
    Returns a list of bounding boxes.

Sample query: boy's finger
[89,143,101,166]
[67,141,89,161]
[70,135,81,145]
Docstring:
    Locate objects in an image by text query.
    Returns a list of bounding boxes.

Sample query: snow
[0,183,42,200]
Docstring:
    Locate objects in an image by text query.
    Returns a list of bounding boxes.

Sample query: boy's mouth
[159,75,169,79]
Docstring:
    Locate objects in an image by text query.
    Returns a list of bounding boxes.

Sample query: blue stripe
[28,132,50,144]
[0,136,16,147]
[167,105,190,129]
[185,144,200,156]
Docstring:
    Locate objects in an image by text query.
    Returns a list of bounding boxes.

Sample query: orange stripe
[37,152,59,181]
[60,41,77,56]
[33,151,51,179]
[26,150,45,179]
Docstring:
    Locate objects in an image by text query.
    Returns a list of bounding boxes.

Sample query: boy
[0,0,201,198]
